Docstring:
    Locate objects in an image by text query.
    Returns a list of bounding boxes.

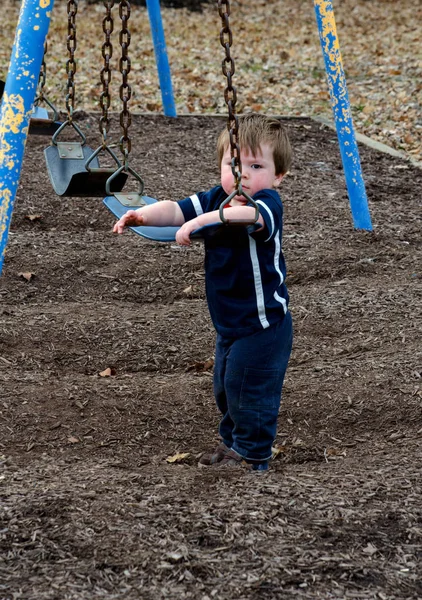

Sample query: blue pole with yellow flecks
[314,0,372,231]
[0,0,55,276]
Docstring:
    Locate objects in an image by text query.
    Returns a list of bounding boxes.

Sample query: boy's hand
[175,219,200,246]
[113,210,144,234]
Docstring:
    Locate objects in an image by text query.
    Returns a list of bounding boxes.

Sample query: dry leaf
[167,551,184,563]
[99,367,116,377]
[166,452,190,463]
[18,272,35,281]
[362,104,376,114]
[203,359,214,371]
[25,214,42,221]
[362,542,378,555]
[68,436,80,444]
[186,358,214,372]
[272,445,288,459]
[325,447,347,457]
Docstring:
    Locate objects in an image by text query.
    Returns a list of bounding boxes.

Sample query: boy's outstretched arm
[176,205,265,246]
[113,201,185,234]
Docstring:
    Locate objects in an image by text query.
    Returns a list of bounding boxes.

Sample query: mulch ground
[0,114,421,599]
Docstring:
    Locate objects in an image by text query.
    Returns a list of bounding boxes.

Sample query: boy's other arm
[113,201,186,234]
[176,205,265,246]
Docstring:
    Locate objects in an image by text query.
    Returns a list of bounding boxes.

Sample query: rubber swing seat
[44,144,128,197]
[29,106,62,136]
[103,195,260,242]
[0,84,61,136]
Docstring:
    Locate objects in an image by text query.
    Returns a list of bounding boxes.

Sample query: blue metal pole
[313,0,372,231]
[0,0,55,276]
[146,0,177,118]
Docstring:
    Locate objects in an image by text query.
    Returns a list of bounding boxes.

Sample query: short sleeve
[251,190,283,243]
[177,186,224,222]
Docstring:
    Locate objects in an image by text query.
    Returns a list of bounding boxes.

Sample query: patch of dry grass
[1,0,421,162]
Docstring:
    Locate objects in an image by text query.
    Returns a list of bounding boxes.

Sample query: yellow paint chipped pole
[0,0,55,275]
[314,0,372,230]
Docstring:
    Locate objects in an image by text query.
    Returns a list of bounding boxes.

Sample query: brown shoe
[218,448,251,468]
[198,442,230,466]
[218,449,269,471]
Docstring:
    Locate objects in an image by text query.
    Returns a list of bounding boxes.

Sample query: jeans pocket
[239,367,282,410]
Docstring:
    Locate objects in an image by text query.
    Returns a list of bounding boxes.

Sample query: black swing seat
[0,79,4,100]
[30,118,62,136]
[103,195,260,243]
[44,142,128,197]
[29,109,62,136]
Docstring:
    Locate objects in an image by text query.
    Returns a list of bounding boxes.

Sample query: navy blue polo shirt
[178,185,289,338]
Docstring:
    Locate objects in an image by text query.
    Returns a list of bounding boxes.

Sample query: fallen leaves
[362,542,378,556]
[1,0,420,162]
[17,272,35,282]
[166,452,190,463]
[186,358,214,372]
[24,214,42,222]
[99,367,116,377]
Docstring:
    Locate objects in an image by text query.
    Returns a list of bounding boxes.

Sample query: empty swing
[29,40,62,136]
[1,48,61,136]
[103,0,260,242]
[44,0,127,197]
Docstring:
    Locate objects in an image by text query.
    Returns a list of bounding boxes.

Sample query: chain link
[99,0,115,141]
[65,0,78,120]
[217,0,241,187]
[35,40,48,106]
[119,0,132,160]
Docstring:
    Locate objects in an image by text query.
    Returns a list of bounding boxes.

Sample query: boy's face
[220,143,283,203]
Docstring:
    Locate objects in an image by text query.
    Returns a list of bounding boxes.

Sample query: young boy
[114,113,293,471]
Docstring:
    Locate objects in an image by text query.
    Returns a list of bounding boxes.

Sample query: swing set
[0,0,372,276]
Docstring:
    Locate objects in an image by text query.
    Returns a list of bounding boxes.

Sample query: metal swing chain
[35,40,48,106]
[119,0,132,165]
[65,0,78,122]
[216,1,259,225]
[34,40,60,123]
[104,0,144,197]
[99,0,115,143]
[217,0,242,190]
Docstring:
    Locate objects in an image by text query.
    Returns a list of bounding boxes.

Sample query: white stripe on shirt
[256,200,274,242]
[190,194,203,216]
[274,291,287,314]
[273,231,286,313]
[273,231,284,286]
[249,236,270,329]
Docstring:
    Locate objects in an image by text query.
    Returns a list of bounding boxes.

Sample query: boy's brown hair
[217,113,292,176]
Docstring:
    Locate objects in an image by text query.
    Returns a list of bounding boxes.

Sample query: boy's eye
[251,163,262,169]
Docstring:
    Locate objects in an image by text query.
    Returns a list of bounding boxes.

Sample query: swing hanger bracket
[219,184,260,225]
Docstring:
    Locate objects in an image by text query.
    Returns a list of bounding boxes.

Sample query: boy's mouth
[237,185,251,194]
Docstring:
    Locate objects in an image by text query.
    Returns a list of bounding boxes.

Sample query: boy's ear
[273,173,285,188]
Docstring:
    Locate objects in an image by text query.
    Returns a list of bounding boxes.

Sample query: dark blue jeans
[213,312,293,463]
